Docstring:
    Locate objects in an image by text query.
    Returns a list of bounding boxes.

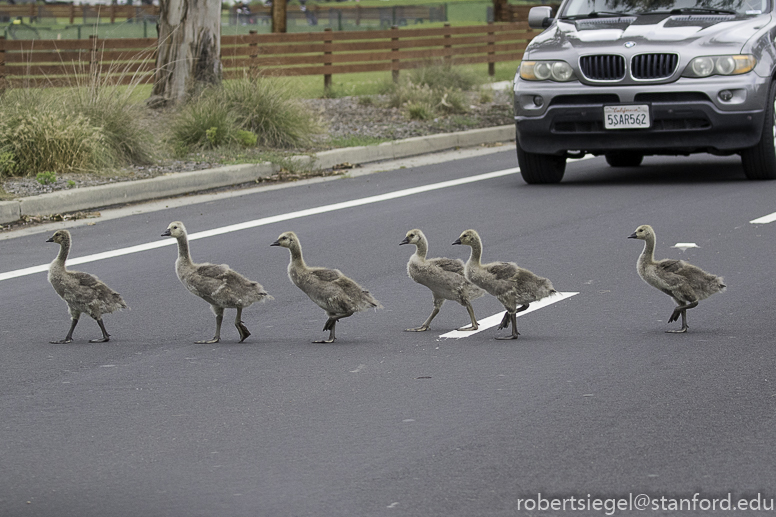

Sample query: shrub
[36,171,57,185]
[406,101,435,121]
[169,76,322,154]
[0,102,110,175]
[168,92,241,154]
[407,61,482,92]
[222,75,322,148]
[0,151,17,178]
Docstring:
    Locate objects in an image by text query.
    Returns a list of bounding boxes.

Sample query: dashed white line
[750,212,776,224]
[0,168,519,283]
[438,292,579,339]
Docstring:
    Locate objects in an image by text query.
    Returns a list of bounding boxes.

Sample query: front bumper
[514,76,769,155]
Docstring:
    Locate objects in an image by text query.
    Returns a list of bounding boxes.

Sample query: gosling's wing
[428,257,465,276]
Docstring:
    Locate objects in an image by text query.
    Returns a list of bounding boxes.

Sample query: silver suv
[514,0,776,183]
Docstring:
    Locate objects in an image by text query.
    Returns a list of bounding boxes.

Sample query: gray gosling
[453,229,556,340]
[400,228,484,332]
[629,224,726,333]
[271,231,382,343]
[47,230,128,343]
[162,221,272,343]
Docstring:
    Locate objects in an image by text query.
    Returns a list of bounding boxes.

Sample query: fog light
[533,95,544,107]
[719,90,733,102]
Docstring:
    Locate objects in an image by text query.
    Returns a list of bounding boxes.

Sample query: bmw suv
[514,0,776,183]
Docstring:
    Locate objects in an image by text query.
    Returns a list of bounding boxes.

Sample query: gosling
[453,229,556,339]
[47,230,128,344]
[629,224,725,333]
[271,231,382,343]
[400,228,484,332]
[162,221,272,343]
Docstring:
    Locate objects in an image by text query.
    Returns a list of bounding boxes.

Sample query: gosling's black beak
[270,240,281,247]
[399,237,410,246]
[628,232,637,239]
[452,238,462,245]
[46,237,54,242]
[161,229,171,237]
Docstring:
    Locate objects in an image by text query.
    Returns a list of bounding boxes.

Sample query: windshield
[560,0,769,17]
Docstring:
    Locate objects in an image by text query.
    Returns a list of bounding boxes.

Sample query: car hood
[526,13,769,57]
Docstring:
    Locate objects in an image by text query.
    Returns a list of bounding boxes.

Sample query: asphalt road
[1,150,775,517]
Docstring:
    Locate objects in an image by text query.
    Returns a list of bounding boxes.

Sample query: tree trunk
[271,0,287,33]
[152,0,222,106]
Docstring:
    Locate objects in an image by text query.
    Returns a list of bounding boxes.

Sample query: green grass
[327,135,390,148]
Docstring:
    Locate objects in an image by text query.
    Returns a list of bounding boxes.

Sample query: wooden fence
[0,22,536,89]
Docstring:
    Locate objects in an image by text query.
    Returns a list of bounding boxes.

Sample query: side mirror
[528,6,554,29]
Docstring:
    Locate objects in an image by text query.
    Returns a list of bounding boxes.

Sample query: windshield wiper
[643,7,736,15]
[561,10,633,20]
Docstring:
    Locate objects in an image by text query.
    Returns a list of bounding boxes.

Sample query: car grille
[631,54,678,79]
[579,55,626,81]
[579,54,679,81]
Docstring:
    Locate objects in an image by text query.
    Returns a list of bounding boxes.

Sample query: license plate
[604,105,650,129]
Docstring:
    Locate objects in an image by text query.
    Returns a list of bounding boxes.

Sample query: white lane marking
[438,292,579,339]
[672,242,699,251]
[0,168,519,282]
[750,212,776,224]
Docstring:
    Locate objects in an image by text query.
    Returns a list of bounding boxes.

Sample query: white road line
[750,212,776,224]
[0,168,519,282]
[438,292,579,339]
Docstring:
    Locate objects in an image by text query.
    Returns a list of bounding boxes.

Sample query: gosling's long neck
[640,234,657,266]
[467,239,483,267]
[414,238,428,261]
[175,234,194,267]
[52,238,70,269]
[288,241,307,270]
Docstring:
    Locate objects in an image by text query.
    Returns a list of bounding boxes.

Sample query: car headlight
[520,61,577,82]
[682,55,756,78]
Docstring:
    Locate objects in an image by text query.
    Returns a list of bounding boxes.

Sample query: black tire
[516,141,565,184]
[741,80,776,180]
[605,152,643,167]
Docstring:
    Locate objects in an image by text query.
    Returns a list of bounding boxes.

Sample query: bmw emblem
[624,41,636,48]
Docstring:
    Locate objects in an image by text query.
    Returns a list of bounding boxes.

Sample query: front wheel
[740,80,776,180]
[516,142,565,184]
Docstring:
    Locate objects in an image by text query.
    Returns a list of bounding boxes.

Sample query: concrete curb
[0,124,515,225]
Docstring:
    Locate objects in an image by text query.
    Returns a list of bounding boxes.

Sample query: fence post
[69,3,76,25]
[356,5,361,26]
[323,27,333,92]
[110,3,116,24]
[443,23,452,63]
[487,21,495,77]
[391,25,399,83]
[0,36,5,93]
[249,29,258,75]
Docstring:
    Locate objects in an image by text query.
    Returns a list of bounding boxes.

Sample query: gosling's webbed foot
[88,337,110,343]
[50,338,73,344]
[497,312,511,330]
[666,325,688,334]
[237,321,251,343]
[457,324,478,331]
[404,326,429,332]
[313,337,336,343]
[495,334,519,340]
[196,337,220,344]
